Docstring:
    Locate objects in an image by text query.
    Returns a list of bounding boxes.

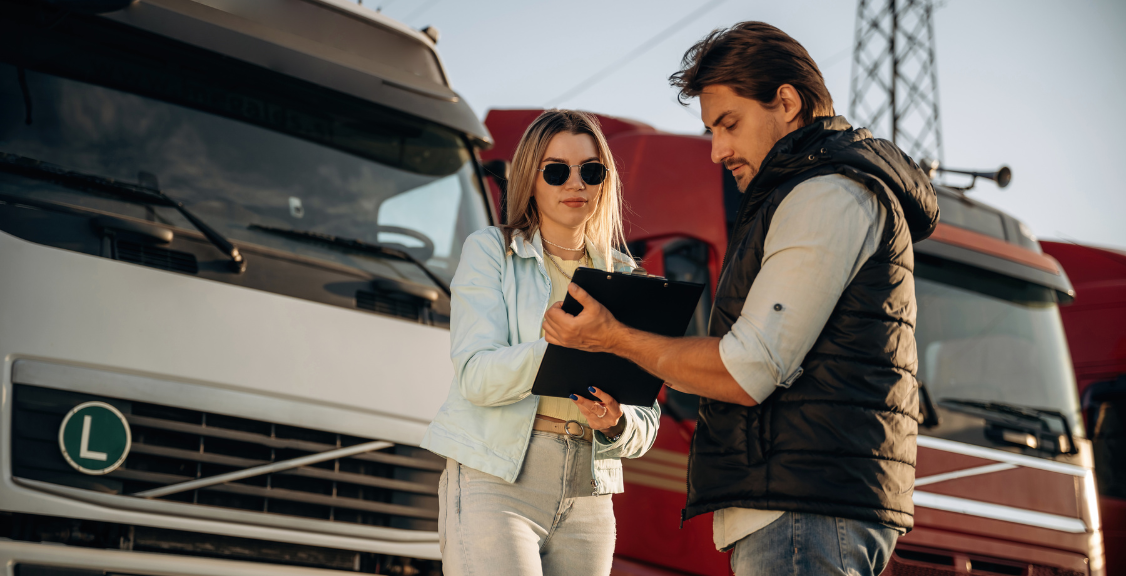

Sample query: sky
[361,0,1125,249]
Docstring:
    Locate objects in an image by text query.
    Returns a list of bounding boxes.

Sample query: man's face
[700,84,791,192]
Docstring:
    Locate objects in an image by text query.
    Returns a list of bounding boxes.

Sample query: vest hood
[745,116,940,243]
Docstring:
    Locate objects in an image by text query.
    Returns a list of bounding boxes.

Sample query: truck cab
[483,109,1104,576]
[1040,239,1126,576]
[0,1,495,573]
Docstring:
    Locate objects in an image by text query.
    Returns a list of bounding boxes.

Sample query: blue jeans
[730,511,899,576]
[438,432,616,576]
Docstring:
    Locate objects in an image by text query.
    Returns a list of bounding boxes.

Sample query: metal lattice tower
[849,0,943,163]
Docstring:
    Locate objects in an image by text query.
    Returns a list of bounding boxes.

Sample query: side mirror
[483,159,510,225]
[1082,374,1126,435]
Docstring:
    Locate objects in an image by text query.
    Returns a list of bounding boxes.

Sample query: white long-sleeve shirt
[712,174,887,551]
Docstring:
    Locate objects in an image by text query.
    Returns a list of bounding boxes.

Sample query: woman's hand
[570,386,626,437]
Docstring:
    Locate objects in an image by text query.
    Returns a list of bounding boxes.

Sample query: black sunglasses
[538,162,608,186]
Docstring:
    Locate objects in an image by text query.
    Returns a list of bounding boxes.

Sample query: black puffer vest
[685,117,939,531]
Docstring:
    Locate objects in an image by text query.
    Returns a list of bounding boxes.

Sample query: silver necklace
[546,251,588,281]
[542,236,585,252]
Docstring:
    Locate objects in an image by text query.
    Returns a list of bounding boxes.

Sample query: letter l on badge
[79,414,107,461]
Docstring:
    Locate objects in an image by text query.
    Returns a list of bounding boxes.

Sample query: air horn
[920,158,1011,191]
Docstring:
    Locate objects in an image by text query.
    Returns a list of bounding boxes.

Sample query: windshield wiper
[248,224,451,297]
[938,398,1077,455]
[0,152,246,272]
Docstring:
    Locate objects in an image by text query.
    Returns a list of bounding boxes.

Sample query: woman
[421,110,660,576]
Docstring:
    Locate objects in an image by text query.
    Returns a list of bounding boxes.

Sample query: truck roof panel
[103,0,491,145]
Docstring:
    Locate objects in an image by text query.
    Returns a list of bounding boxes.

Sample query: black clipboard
[531,267,706,406]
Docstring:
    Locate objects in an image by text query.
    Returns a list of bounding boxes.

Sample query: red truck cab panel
[1042,240,1126,576]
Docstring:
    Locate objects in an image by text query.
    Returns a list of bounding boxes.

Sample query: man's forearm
[607,324,756,406]
[540,284,756,406]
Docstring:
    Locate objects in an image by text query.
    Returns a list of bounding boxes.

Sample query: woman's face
[533,132,601,232]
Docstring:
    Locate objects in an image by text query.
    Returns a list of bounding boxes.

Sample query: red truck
[481,109,1105,576]
[1040,240,1126,576]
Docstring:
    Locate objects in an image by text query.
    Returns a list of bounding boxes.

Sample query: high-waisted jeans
[438,431,616,576]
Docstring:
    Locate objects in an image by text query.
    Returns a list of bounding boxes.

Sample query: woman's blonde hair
[502,109,631,270]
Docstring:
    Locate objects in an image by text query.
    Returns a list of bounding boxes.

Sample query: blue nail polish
[588,386,597,393]
[569,394,578,400]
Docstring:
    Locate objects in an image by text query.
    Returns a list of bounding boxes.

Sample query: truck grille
[355,289,424,322]
[11,385,442,532]
[886,548,1086,576]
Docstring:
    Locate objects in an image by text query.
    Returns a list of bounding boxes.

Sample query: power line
[403,0,440,24]
[670,96,702,123]
[545,0,730,108]
[819,46,852,70]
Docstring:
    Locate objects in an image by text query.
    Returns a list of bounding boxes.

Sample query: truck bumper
[0,540,350,576]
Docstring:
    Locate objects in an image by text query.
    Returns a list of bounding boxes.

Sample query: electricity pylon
[849,0,943,163]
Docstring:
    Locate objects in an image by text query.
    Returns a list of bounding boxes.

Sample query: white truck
[0,1,496,573]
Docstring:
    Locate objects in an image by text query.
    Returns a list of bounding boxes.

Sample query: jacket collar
[744,115,857,200]
[509,229,609,270]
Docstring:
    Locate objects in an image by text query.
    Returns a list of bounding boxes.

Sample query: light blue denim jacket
[421,227,660,495]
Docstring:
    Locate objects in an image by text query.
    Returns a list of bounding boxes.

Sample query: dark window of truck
[935,192,1007,241]
[914,255,1083,434]
[1084,376,1126,499]
[661,239,712,420]
[0,15,489,295]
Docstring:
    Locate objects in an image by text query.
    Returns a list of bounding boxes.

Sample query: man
[543,21,939,575]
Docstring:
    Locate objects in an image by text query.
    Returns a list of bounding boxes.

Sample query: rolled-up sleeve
[594,401,660,460]
[718,176,885,403]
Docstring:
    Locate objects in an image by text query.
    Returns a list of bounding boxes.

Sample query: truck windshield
[914,256,1083,435]
[0,62,489,286]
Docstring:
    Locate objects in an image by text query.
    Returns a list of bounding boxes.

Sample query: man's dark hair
[670,22,834,126]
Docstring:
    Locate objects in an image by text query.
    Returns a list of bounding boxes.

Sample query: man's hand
[544,281,755,406]
[542,283,621,353]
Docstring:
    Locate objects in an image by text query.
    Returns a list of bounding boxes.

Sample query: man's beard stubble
[726,116,783,193]
[725,158,755,192]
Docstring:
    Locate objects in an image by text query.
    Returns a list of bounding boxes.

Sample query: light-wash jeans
[731,511,900,576]
[438,431,616,576]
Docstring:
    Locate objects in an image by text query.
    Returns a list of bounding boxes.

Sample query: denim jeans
[438,431,616,576]
[730,511,899,576]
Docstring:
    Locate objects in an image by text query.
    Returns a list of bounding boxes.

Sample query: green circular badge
[58,401,131,475]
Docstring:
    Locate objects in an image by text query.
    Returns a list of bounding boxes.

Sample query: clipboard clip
[630,267,667,281]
